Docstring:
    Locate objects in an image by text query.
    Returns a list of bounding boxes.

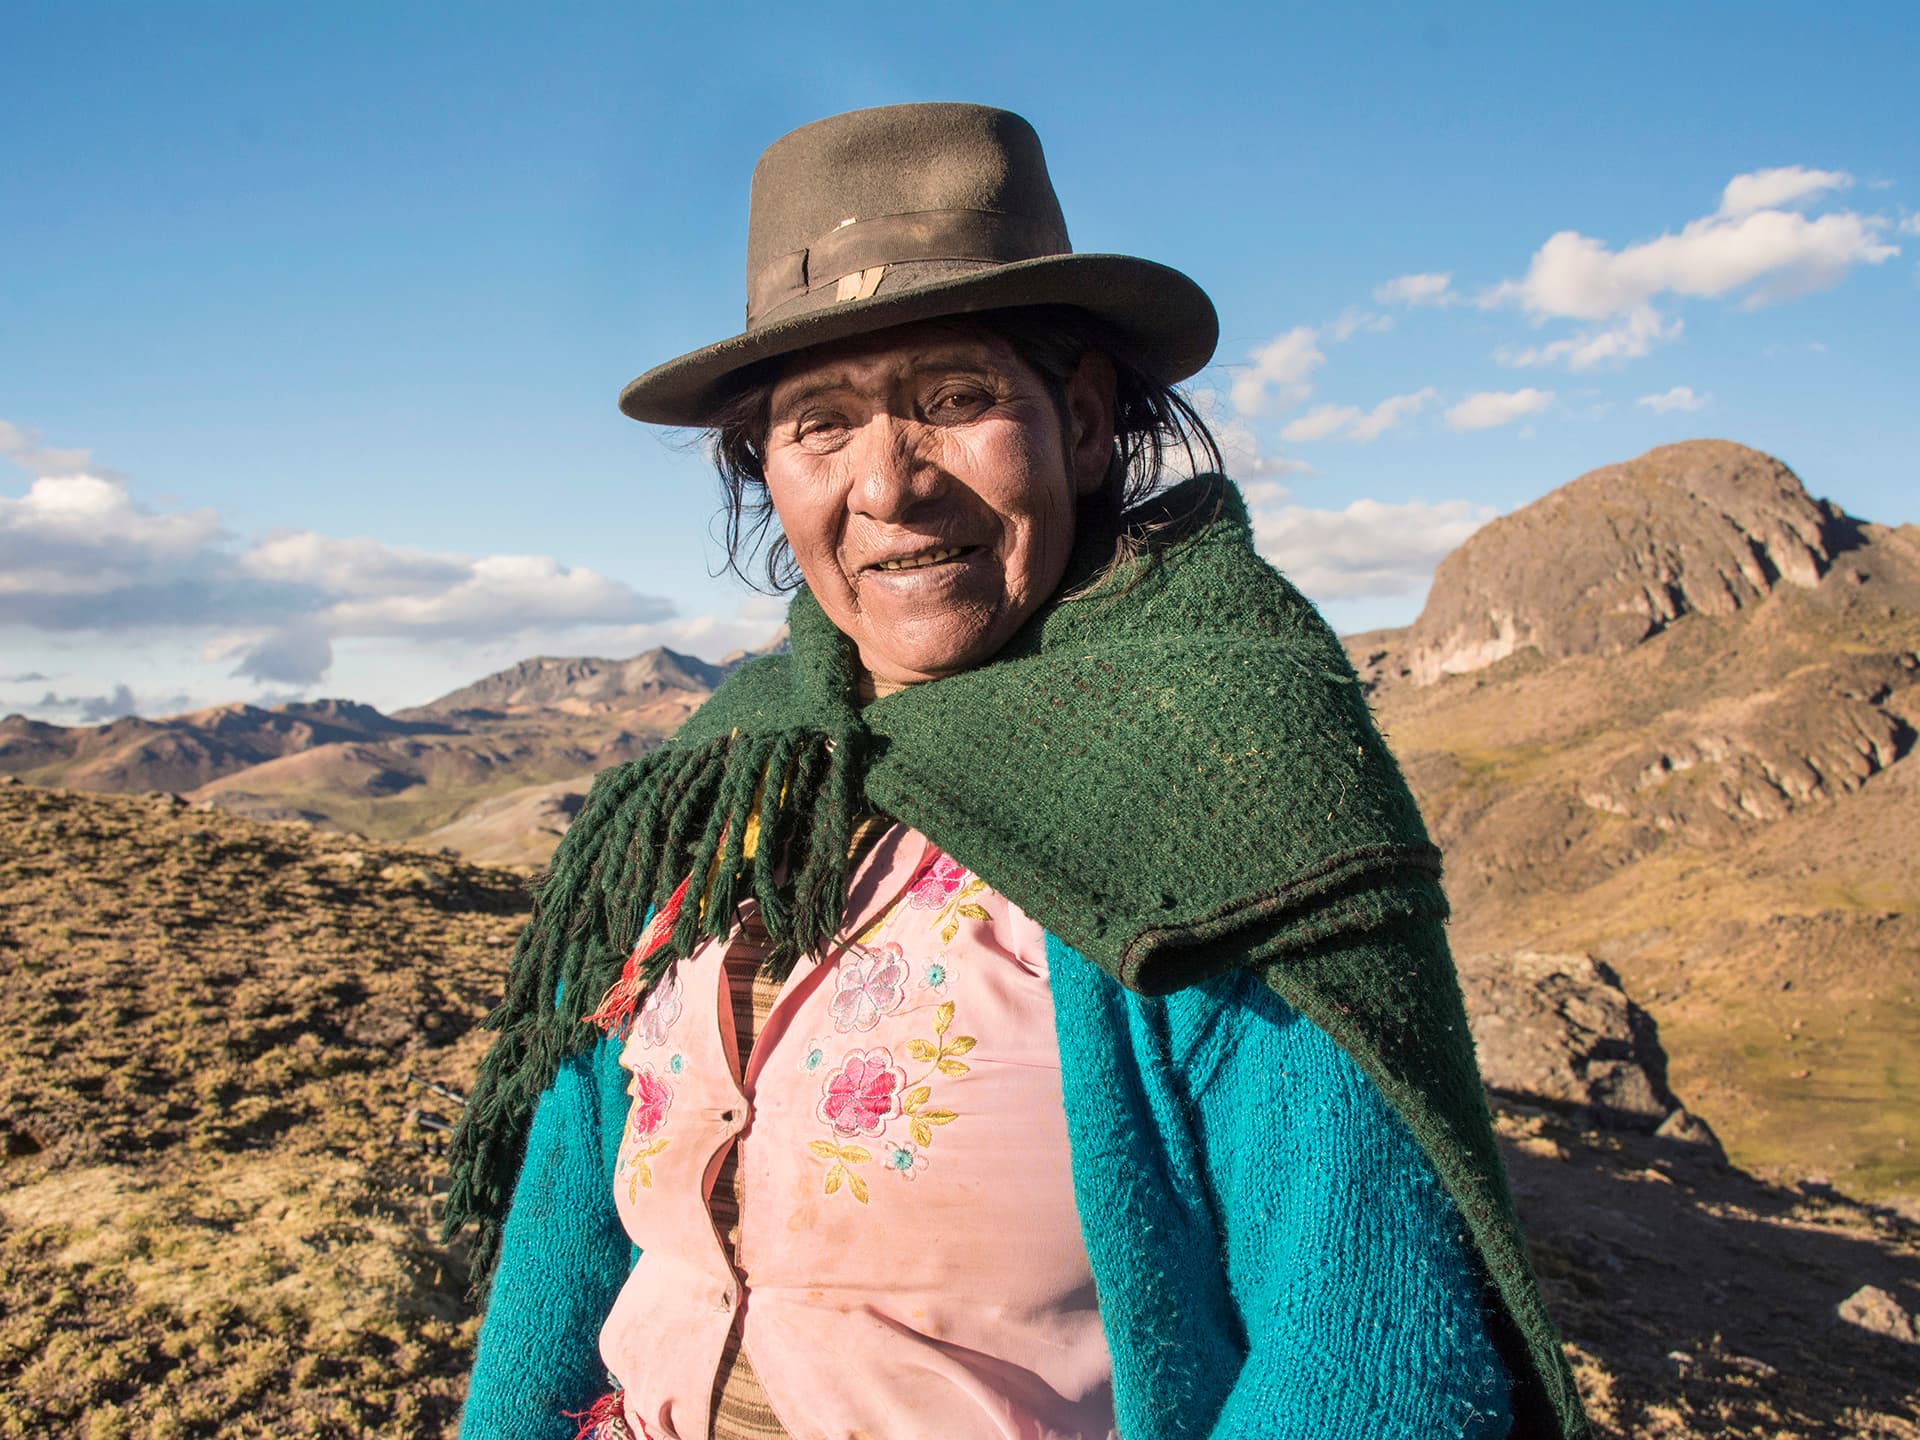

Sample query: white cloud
[240,531,469,597]
[1486,196,1896,323]
[1327,306,1393,341]
[0,473,227,602]
[0,420,100,479]
[1638,385,1709,413]
[1281,387,1437,444]
[1900,214,1920,236]
[7,682,196,724]
[1,419,674,687]
[1445,388,1554,432]
[1498,306,1683,370]
[1280,406,1362,444]
[1719,166,1853,218]
[1373,273,1455,307]
[1249,497,1498,601]
[1229,327,1324,416]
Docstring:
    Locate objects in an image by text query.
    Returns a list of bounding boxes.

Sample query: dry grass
[0,783,523,1437]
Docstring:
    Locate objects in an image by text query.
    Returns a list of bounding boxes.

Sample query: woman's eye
[927,388,991,420]
[794,414,849,444]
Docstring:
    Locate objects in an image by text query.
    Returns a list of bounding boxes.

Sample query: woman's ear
[1064,350,1119,498]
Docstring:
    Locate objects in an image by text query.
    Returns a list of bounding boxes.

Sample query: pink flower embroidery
[817,1047,906,1137]
[636,969,682,1049]
[907,851,969,909]
[830,943,909,1033]
[626,1067,673,1141]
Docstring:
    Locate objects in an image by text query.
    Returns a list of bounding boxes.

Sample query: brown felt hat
[618,102,1219,426]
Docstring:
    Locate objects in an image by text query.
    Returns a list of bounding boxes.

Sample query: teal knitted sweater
[461,926,1514,1438]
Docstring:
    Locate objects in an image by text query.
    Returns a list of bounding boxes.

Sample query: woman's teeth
[877,547,964,572]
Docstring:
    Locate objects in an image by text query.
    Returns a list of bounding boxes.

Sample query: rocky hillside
[3,781,1916,1437]
[1347,439,1919,1208]
[400,648,726,718]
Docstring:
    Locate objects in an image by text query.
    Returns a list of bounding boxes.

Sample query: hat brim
[617,253,1218,427]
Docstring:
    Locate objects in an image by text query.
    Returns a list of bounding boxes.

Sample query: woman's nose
[846,415,940,522]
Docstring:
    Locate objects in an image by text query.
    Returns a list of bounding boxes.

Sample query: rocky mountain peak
[1400,439,1852,686]
[401,647,728,717]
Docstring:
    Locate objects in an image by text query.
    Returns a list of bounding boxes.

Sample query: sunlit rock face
[1403,440,1847,686]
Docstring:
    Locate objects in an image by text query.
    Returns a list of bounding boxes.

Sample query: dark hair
[703,305,1224,592]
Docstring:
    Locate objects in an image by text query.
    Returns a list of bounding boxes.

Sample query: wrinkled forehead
[767,317,1027,407]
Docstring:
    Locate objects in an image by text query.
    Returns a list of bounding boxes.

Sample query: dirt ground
[2,783,1916,1437]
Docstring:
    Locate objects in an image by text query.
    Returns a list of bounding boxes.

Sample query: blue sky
[4,2,1916,721]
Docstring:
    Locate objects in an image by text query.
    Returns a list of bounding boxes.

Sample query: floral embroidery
[668,1053,685,1075]
[919,961,949,995]
[906,851,968,909]
[628,1069,672,1138]
[807,1000,972,1203]
[636,968,683,1049]
[817,1047,906,1136]
[884,1143,928,1180]
[619,1065,673,1200]
[829,943,909,1032]
[910,853,991,944]
[799,1038,830,1076]
[807,1139,874,1203]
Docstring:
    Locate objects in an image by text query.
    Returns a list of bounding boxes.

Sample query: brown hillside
[0,649,727,853]
[1351,439,1920,1204]
[4,782,1918,1437]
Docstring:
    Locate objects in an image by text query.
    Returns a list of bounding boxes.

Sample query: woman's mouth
[868,545,974,573]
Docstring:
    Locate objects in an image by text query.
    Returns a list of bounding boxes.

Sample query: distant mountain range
[0,639,784,865]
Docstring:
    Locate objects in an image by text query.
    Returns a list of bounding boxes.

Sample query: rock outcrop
[1399,440,1852,686]
[1459,950,1680,1130]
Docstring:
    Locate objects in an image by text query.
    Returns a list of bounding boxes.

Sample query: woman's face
[761,321,1115,695]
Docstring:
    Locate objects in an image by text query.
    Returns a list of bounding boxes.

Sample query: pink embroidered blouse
[597,823,1116,1440]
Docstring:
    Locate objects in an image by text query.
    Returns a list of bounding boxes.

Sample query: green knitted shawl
[443,474,1586,1438]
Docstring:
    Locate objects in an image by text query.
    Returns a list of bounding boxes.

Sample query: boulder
[1459,950,1674,1128]
[1837,1285,1918,1345]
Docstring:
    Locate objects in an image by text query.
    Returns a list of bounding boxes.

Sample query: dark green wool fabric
[442,474,1587,1439]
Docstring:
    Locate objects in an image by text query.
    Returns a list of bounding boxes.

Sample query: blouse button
[720,1107,739,1124]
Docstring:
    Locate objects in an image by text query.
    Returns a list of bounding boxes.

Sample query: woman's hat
[618,102,1219,426]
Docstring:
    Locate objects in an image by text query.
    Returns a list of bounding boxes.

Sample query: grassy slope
[1375,582,1920,1203]
[0,784,524,1438]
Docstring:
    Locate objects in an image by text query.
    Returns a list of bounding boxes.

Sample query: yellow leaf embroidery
[919,1109,958,1126]
[808,1140,841,1160]
[936,1058,971,1076]
[956,903,990,923]
[904,1039,938,1062]
[910,1118,931,1146]
[903,1085,932,1112]
[840,1145,872,1165]
[935,1001,955,1035]
[626,1138,670,1197]
[824,1163,843,1196]
[944,1035,977,1056]
[848,1172,870,1205]
[939,916,960,944]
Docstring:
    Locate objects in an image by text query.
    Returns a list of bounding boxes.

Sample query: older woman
[445,105,1587,1440]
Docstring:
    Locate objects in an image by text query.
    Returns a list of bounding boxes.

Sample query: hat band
[747,208,1068,327]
